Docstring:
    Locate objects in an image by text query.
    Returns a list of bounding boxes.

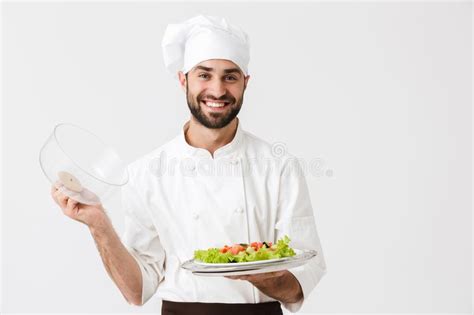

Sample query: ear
[178,71,187,92]
[244,75,251,90]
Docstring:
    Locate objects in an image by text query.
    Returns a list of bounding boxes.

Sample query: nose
[207,78,227,99]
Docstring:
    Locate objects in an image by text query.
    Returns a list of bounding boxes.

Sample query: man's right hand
[51,185,108,229]
[50,185,144,305]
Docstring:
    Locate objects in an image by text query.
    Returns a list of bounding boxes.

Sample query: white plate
[192,258,311,277]
[193,249,302,267]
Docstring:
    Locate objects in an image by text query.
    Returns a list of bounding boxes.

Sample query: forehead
[191,59,242,74]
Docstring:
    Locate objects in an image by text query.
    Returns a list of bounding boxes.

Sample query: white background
[1,1,472,314]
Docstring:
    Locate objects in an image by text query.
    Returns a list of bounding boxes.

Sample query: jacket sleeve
[275,157,327,313]
[120,165,166,305]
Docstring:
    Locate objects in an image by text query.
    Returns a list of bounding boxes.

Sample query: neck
[185,117,238,157]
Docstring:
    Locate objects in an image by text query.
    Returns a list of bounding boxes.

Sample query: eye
[198,73,210,79]
[225,75,237,81]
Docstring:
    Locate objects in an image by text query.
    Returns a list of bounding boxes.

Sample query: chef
[51,15,327,315]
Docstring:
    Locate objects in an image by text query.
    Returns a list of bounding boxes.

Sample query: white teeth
[205,101,226,108]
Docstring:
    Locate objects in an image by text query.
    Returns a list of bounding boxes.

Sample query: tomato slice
[223,241,274,255]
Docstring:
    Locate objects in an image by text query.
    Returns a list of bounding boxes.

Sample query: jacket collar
[179,118,244,159]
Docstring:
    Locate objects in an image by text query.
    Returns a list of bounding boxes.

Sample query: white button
[234,207,244,214]
[192,212,199,219]
[230,159,239,165]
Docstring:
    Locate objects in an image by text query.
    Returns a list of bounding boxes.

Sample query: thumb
[66,197,79,213]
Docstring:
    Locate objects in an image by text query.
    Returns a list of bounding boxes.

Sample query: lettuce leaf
[194,248,232,263]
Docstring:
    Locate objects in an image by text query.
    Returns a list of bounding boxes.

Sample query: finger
[51,187,58,202]
[238,273,274,283]
[50,185,58,195]
[253,271,285,281]
[52,189,63,205]
[66,197,78,213]
[255,271,279,279]
[56,192,69,209]
[225,276,241,280]
[271,270,286,277]
[258,272,276,278]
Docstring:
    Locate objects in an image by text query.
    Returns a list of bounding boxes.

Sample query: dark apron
[162,300,283,315]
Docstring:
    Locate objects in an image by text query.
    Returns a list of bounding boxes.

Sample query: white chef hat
[162,15,250,79]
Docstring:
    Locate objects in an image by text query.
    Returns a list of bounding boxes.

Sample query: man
[51,15,327,315]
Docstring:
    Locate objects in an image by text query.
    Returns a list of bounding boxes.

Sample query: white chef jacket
[120,119,327,313]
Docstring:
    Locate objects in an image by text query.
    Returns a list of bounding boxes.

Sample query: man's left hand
[225,270,303,304]
[225,270,285,284]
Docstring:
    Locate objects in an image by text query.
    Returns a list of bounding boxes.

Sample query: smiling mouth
[201,100,231,109]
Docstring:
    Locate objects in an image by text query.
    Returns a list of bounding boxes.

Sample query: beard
[186,76,244,129]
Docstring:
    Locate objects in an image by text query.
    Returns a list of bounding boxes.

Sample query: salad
[194,235,296,264]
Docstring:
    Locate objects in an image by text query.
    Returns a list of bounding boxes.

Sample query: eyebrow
[193,65,242,76]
